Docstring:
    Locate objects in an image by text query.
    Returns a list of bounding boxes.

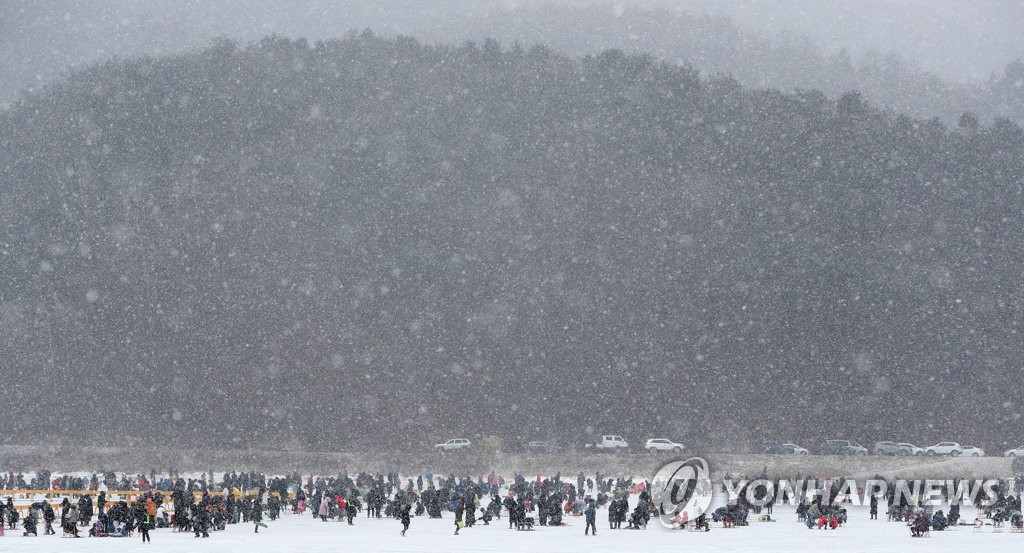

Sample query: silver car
[1005,445,1024,457]
[645,438,684,453]
[434,438,471,452]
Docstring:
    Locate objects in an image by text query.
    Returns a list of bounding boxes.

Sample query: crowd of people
[773,474,1022,537]
[2,469,1024,541]
[0,470,299,540]
[0,468,659,540]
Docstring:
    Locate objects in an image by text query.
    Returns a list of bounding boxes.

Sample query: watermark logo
[653,456,714,528]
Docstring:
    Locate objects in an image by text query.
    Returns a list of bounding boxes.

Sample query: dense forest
[1,33,1023,452]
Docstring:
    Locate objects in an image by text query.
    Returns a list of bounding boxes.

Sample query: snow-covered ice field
[1,504,1020,553]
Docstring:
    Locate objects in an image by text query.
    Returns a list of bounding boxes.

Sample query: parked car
[898,443,924,455]
[645,438,684,453]
[785,443,811,455]
[960,445,985,457]
[434,438,471,451]
[873,441,900,455]
[762,441,809,454]
[874,441,916,455]
[815,439,869,455]
[1004,445,1024,457]
[924,442,966,456]
[527,440,561,454]
[585,435,630,451]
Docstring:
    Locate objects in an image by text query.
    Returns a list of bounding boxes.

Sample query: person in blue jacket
[585,498,597,535]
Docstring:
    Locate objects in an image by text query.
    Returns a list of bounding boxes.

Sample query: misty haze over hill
[688,0,1024,81]
[3,1,1024,124]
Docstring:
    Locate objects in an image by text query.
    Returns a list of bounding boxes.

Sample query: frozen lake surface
[0,504,1018,553]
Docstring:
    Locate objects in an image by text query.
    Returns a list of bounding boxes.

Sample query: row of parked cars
[581,435,686,452]
[434,436,686,453]
[433,438,566,453]
[763,439,988,457]
[436,437,1019,457]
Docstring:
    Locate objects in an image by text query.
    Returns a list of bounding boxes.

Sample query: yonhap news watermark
[652,457,1009,528]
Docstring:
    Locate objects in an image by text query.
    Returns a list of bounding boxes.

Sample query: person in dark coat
[80,495,94,527]
[486,495,501,520]
[7,497,19,530]
[628,497,650,529]
[139,512,151,542]
[869,495,878,520]
[252,498,267,533]
[192,503,209,538]
[537,493,548,526]
[345,496,358,525]
[695,512,710,531]
[97,491,107,518]
[400,502,411,536]
[65,504,80,537]
[464,495,476,528]
[43,502,56,535]
[585,498,597,535]
[548,491,563,526]
[504,496,518,529]
[22,508,38,536]
[911,513,930,537]
[267,495,280,521]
